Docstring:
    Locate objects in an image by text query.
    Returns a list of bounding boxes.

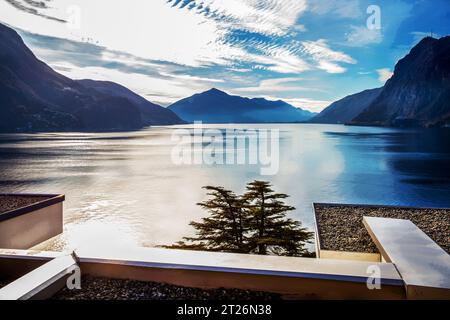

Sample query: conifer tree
[165,181,313,257]
[180,186,247,253]
[242,181,313,256]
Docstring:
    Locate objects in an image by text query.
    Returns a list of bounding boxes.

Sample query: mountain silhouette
[310,88,382,124]
[168,88,315,123]
[313,36,450,127]
[0,23,183,132]
[352,36,450,127]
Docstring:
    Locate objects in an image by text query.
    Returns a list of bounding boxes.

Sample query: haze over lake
[1,124,449,251]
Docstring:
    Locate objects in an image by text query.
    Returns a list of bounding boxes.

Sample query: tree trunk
[258,191,266,255]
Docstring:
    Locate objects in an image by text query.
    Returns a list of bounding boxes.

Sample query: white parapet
[0,194,64,249]
[75,246,405,299]
[0,254,77,300]
[0,247,406,300]
[363,216,450,299]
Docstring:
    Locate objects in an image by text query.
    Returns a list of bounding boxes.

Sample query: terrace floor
[54,276,281,300]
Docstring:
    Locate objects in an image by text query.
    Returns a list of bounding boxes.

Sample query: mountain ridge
[352,36,450,127]
[310,88,382,124]
[77,79,184,126]
[0,23,183,132]
[168,88,316,123]
[312,36,450,127]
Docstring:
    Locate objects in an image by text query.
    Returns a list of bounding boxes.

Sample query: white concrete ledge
[0,247,406,299]
[0,254,76,300]
[0,248,61,260]
[363,216,450,299]
[76,247,403,285]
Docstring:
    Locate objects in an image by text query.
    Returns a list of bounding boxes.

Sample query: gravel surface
[53,276,281,300]
[314,204,450,254]
[0,195,49,214]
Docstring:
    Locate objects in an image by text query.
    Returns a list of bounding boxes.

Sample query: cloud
[18,29,220,105]
[169,0,308,36]
[159,72,225,83]
[265,96,332,113]
[219,36,311,74]
[316,61,345,74]
[59,63,210,105]
[377,68,393,83]
[301,39,356,73]
[21,31,165,78]
[2,0,356,78]
[233,77,315,94]
[245,48,311,74]
[3,0,66,22]
[232,78,331,113]
[309,0,362,19]
[345,25,383,47]
[1,0,395,109]
[1,0,232,67]
[1,0,313,73]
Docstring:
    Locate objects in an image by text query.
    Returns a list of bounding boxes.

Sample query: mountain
[310,88,382,124]
[351,36,450,127]
[0,23,182,132]
[168,88,316,123]
[77,80,184,126]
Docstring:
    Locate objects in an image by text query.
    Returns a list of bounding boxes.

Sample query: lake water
[1,124,449,251]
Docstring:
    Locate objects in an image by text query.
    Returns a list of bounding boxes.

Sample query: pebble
[53,276,282,300]
[0,195,49,214]
[315,204,450,254]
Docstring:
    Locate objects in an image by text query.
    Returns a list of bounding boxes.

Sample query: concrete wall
[80,261,405,300]
[0,249,407,300]
[320,250,381,262]
[0,202,63,249]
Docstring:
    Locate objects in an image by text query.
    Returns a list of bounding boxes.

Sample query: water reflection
[0,124,449,251]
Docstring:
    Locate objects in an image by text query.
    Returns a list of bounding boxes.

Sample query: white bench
[363,216,450,299]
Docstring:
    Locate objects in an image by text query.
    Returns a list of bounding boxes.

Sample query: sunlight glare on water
[0,124,449,252]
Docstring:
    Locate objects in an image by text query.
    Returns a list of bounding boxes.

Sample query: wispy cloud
[345,25,383,47]
[233,77,316,94]
[159,72,225,83]
[308,0,362,19]
[301,39,356,73]
[265,96,332,113]
[377,68,393,83]
[3,0,66,22]
[244,48,311,74]
[168,0,307,36]
[59,63,212,106]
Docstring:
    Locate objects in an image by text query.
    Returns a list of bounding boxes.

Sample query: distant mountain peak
[168,89,315,123]
[418,36,437,42]
[353,35,450,127]
[203,88,228,96]
[312,34,450,128]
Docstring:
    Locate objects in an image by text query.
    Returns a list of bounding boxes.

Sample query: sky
[1,0,450,112]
